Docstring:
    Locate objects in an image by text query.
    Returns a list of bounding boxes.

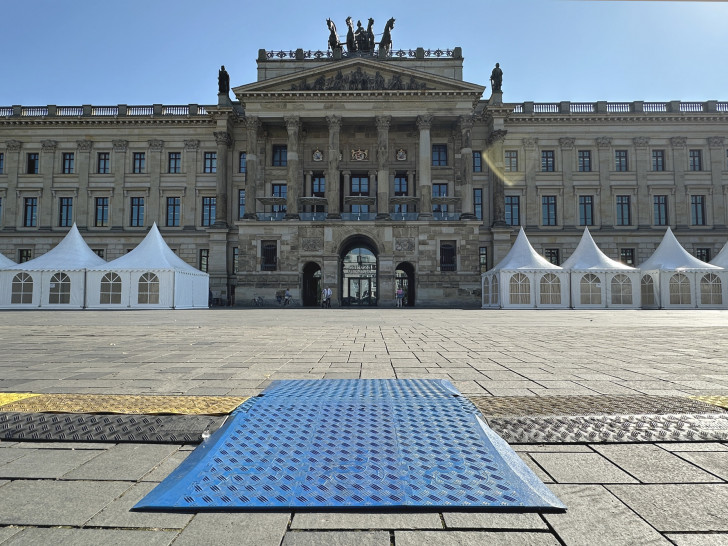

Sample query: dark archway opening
[302,262,322,306]
[340,236,379,306]
[395,262,416,307]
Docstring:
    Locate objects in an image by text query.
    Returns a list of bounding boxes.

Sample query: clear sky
[2,0,726,107]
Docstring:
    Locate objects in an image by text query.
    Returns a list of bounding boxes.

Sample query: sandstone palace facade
[1,32,727,307]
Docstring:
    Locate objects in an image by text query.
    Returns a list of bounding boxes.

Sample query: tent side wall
[0,270,42,308]
[173,271,209,309]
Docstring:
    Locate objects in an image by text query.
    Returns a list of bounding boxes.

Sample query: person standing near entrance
[325,286,332,308]
[396,286,404,308]
[321,287,327,308]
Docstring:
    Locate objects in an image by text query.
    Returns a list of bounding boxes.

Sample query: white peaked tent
[86,223,208,309]
[639,228,726,309]
[0,224,105,308]
[710,241,728,269]
[561,228,640,309]
[0,253,16,269]
[482,227,569,309]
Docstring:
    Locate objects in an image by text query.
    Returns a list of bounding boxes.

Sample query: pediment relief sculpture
[290,67,427,92]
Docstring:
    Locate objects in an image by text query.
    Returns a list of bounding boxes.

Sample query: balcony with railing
[0,104,210,118]
[512,100,726,115]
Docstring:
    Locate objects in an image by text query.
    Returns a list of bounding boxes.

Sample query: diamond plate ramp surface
[0,412,226,443]
[135,380,564,511]
[0,394,248,415]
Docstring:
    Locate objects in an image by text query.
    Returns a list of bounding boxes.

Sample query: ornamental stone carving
[708,136,725,148]
[41,140,57,151]
[376,115,391,131]
[558,137,575,149]
[290,68,426,92]
[113,140,129,152]
[326,115,341,130]
[301,238,322,252]
[522,137,537,149]
[633,137,650,148]
[395,238,415,252]
[184,139,200,151]
[670,136,687,148]
[76,140,93,151]
[5,140,22,151]
[416,114,433,130]
[213,132,232,147]
[244,116,262,131]
[595,137,612,148]
[147,139,164,151]
[487,130,507,147]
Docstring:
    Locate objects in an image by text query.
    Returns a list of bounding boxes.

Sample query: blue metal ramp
[134,379,564,511]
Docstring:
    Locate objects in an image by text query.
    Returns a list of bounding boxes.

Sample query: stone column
[708,137,726,227]
[417,114,433,218]
[559,137,575,227]
[111,140,127,230]
[4,140,21,226]
[633,137,650,228]
[487,130,508,226]
[671,136,687,229]
[183,140,199,228]
[40,139,56,230]
[596,137,613,226]
[285,116,300,219]
[213,131,232,226]
[375,115,391,219]
[326,115,341,219]
[76,140,92,228]
[148,139,163,227]
[459,115,475,219]
[243,116,261,219]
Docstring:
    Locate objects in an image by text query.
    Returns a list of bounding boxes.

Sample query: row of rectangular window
[503,149,712,172]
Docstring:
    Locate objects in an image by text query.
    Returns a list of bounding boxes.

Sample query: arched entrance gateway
[395,262,416,307]
[302,262,322,306]
[340,236,378,306]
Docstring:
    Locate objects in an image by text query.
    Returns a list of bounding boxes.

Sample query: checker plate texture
[0,394,248,415]
[691,396,728,411]
[0,412,226,443]
[135,379,564,511]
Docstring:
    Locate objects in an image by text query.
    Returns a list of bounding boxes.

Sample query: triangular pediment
[233,57,485,97]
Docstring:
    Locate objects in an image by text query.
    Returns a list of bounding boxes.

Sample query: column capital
[326,114,341,130]
[708,136,725,149]
[41,139,57,152]
[342,170,351,176]
[5,140,22,151]
[213,131,232,147]
[633,136,650,148]
[76,139,93,152]
[416,114,433,130]
[487,130,507,147]
[244,115,261,130]
[147,139,164,151]
[595,136,613,149]
[184,139,199,151]
[558,137,575,150]
[458,114,475,130]
[112,139,128,152]
[670,136,687,149]
[376,115,391,131]
[285,116,300,131]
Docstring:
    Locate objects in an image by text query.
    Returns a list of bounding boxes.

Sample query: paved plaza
[0,309,727,544]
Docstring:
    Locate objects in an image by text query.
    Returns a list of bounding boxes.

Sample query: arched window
[580,273,601,305]
[611,274,633,305]
[491,275,499,305]
[669,273,691,305]
[700,273,722,305]
[641,275,655,307]
[11,273,33,304]
[539,273,561,305]
[509,273,530,305]
[48,272,71,304]
[100,272,122,304]
[138,272,159,304]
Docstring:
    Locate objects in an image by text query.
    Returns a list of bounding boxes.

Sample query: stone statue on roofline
[490,63,503,93]
[218,65,230,94]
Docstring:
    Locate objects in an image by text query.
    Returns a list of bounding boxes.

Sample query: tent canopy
[489,227,562,271]
[561,228,635,270]
[0,253,16,268]
[710,242,728,269]
[6,224,105,271]
[640,228,721,271]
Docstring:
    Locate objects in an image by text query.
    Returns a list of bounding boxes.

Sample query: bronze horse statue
[380,17,395,55]
[326,18,340,51]
[366,18,375,52]
[345,16,356,53]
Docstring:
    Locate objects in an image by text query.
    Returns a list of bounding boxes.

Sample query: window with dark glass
[691,195,706,226]
[689,149,702,171]
[0,197,2,223]
[615,150,628,172]
[130,197,144,227]
[696,248,711,262]
[652,150,665,171]
[578,150,592,172]
[261,240,277,271]
[23,197,37,227]
[201,196,216,226]
[432,183,448,214]
[18,249,32,263]
[204,152,217,173]
[95,197,109,227]
[579,195,594,226]
[473,151,482,172]
[97,152,110,174]
[272,184,287,213]
[432,144,448,166]
[62,152,74,174]
[93,249,105,259]
[168,152,181,174]
[505,196,520,226]
[350,176,368,214]
[474,188,483,220]
[0,152,4,173]
[504,150,518,172]
[541,150,555,172]
[58,197,73,227]
[239,151,247,173]
[272,145,287,166]
[27,153,39,174]
[232,247,239,274]
[440,240,456,271]
[393,174,408,213]
[620,248,635,267]
[616,195,631,226]
[238,189,246,219]
[545,248,560,266]
[199,249,209,273]
[479,246,488,273]
[166,197,180,227]
[542,195,557,226]
[132,152,145,173]
[654,195,668,226]
[312,174,325,212]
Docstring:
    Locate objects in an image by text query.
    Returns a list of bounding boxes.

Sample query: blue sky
[2,0,726,106]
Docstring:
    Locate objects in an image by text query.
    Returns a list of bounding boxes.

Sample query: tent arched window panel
[11,273,33,304]
[48,272,71,304]
[580,273,601,305]
[138,272,160,304]
[539,273,561,305]
[700,273,722,305]
[641,275,656,307]
[669,273,691,305]
[509,273,530,305]
[611,274,633,305]
[100,273,122,304]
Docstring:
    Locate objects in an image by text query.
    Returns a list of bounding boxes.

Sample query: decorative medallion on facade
[312,149,324,162]
[395,238,415,252]
[351,148,369,161]
[302,238,323,252]
[396,149,407,161]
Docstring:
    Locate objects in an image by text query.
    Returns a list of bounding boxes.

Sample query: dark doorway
[302,262,322,306]
[395,262,415,307]
[340,236,378,306]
